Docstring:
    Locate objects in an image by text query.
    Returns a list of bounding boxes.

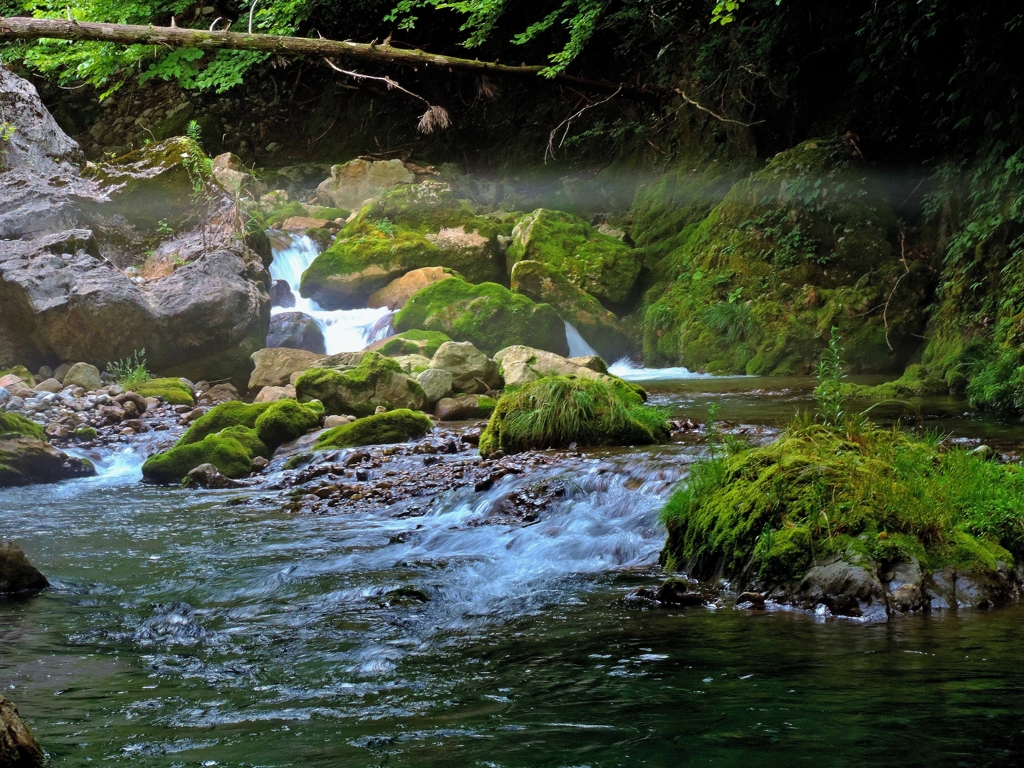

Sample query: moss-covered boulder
[640,139,932,375]
[510,260,633,361]
[479,375,668,455]
[370,329,452,359]
[661,423,1024,617]
[0,413,96,487]
[134,378,195,406]
[393,276,569,357]
[314,408,433,449]
[368,266,455,310]
[505,209,643,306]
[299,184,504,310]
[295,351,426,417]
[142,399,323,483]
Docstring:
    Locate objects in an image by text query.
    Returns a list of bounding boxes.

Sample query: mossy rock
[478,375,668,455]
[299,185,504,310]
[660,423,1024,597]
[141,431,255,484]
[265,200,309,227]
[180,401,273,445]
[312,206,350,221]
[374,329,452,359]
[393,276,569,357]
[135,378,195,406]
[314,408,433,450]
[0,413,45,441]
[0,420,95,487]
[0,365,33,384]
[505,209,643,306]
[842,364,950,401]
[640,139,932,375]
[253,399,323,446]
[510,260,633,361]
[295,351,426,417]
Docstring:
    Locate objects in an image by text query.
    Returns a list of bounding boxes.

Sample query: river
[3,375,1024,766]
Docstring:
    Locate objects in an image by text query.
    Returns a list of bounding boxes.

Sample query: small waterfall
[269,233,393,354]
[564,322,597,357]
[608,357,716,381]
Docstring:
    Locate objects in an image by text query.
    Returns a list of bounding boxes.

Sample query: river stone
[271,279,296,308]
[315,159,414,210]
[62,362,102,391]
[254,384,296,402]
[34,378,62,394]
[493,345,607,388]
[0,388,8,406]
[416,368,453,407]
[0,542,49,594]
[249,348,326,391]
[0,695,45,768]
[428,342,501,394]
[267,312,326,354]
[0,374,26,389]
[788,558,889,621]
[183,463,245,489]
[435,395,492,421]
[368,266,453,310]
[53,363,72,383]
[197,383,240,405]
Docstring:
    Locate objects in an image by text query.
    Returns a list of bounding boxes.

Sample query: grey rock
[62,362,102,391]
[271,278,296,308]
[34,378,62,394]
[790,557,889,621]
[267,312,326,354]
[315,159,413,210]
[417,368,453,407]
[429,341,501,394]
[435,395,494,422]
[183,463,244,489]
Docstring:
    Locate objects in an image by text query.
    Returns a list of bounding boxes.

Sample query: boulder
[428,341,501,394]
[394,276,569,357]
[316,158,414,210]
[249,347,326,391]
[493,345,607,388]
[510,260,633,361]
[323,414,355,428]
[53,362,72,382]
[295,352,425,417]
[210,152,257,198]
[435,394,497,421]
[267,312,326,354]
[254,384,296,402]
[271,279,296,308]
[62,362,102,391]
[197,383,240,405]
[0,542,49,594]
[34,378,62,393]
[370,330,452,358]
[416,368,453,407]
[0,413,96,487]
[0,696,45,768]
[314,408,433,449]
[788,558,890,621]
[569,355,609,374]
[368,266,453,310]
[506,209,643,306]
[391,354,432,374]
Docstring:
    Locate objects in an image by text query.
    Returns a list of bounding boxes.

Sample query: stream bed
[3,380,1024,766]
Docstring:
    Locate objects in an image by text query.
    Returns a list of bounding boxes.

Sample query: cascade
[268,233,393,354]
[564,322,598,357]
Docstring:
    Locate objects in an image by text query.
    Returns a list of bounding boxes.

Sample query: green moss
[265,200,308,227]
[660,423,1024,588]
[294,352,423,417]
[312,207,350,221]
[72,426,98,439]
[477,395,497,417]
[134,378,195,406]
[0,365,33,383]
[478,375,669,455]
[842,364,950,401]
[314,408,433,449]
[180,401,272,445]
[394,276,569,356]
[506,209,642,306]
[253,399,322,446]
[639,139,930,375]
[376,329,452,358]
[304,227,335,250]
[217,425,271,459]
[0,413,45,441]
[141,431,254,484]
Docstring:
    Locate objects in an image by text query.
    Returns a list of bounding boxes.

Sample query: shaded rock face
[267,312,326,354]
[0,68,270,384]
[0,436,96,487]
[0,542,49,594]
[271,278,296,308]
[0,696,45,768]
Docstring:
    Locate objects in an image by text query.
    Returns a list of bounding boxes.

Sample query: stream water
[4,377,1024,766]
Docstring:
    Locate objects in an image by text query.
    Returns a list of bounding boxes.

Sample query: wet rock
[271,279,296,308]
[435,395,496,422]
[62,362,102,391]
[267,312,326,354]
[0,428,96,487]
[248,347,326,391]
[323,414,355,428]
[0,542,49,594]
[971,444,996,460]
[368,266,453,310]
[428,341,501,394]
[0,695,45,768]
[736,591,766,609]
[886,559,926,613]
[183,463,245,489]
[251,455,269,471]
[788,558,889,621]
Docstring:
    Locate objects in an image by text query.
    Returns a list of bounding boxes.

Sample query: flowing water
[268,233,393,354]
[4,377,1024,766]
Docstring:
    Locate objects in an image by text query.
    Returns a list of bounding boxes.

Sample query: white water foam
[565,322,598,357]
[269,233,393,354]
[608,358,717,382]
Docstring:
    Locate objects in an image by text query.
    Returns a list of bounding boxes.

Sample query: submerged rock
[0,696,45,768]
[0,542,49,595]
[394,276,569,357]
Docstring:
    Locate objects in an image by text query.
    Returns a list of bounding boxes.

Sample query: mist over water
[268,233,392,353]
